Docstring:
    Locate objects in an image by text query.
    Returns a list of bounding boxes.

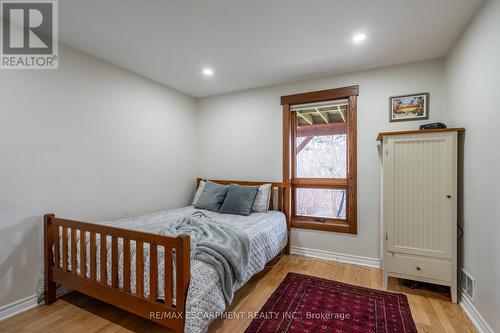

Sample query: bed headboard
[196,178,291,254]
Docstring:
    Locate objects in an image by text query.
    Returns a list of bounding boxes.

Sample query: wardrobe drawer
[384,253,452,283]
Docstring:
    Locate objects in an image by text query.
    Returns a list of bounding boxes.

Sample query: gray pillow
[219,184,259,216]
[195,181,228,212]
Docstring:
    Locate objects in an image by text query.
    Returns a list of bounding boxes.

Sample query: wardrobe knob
[416,266,421,271]
[446,195,452,198]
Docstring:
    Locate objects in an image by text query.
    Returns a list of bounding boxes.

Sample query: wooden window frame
[282,85,358,234]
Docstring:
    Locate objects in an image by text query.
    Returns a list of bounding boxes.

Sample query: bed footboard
[43,214,190,333]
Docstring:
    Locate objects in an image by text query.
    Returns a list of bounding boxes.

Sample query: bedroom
[0,0,498,332]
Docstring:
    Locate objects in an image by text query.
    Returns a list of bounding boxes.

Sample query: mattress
[61,206,287,333]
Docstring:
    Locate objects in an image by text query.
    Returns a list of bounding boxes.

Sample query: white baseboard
[459,292,494,333]
[290,246,381,268]
[0,294,38,321]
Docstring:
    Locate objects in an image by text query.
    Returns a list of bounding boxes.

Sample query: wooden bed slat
[278,187,283,211]
[164,247,173,306]
[269,188,274,210]
[80,229,86,279]
[100,234,107,284]
[175,236,190,311]
[90,232,96,281]
[150,244,158,301]
[123,238,131,293]
[62,227,68,272]
[136,241,144,298]
[112,236,119,288]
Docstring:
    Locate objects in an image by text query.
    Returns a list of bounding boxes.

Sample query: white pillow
[192,180,206,206]
[251,184,272,213]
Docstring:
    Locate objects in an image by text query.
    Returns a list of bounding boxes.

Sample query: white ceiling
[60,0,483,97]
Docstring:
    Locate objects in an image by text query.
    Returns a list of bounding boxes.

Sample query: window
[281,86,358,233]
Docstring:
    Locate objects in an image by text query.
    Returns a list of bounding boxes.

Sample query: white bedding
[62,206,287,333]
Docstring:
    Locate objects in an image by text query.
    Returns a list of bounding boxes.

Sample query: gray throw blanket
[160,211,249,305]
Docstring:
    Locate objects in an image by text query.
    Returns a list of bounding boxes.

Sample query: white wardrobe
[379,128,463,303]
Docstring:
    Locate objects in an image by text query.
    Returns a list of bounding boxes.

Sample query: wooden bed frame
[44,179,290,333]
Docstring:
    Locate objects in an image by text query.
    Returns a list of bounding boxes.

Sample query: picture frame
[389,92,429,122]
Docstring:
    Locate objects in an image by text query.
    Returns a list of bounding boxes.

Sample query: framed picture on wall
[389,93,429,122]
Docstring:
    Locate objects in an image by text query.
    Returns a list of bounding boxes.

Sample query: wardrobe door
[385,133,456,259]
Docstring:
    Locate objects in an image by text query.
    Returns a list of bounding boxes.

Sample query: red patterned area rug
[245,272,417,333]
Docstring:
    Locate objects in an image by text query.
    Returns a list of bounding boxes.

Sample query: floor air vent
[459,268,475,302]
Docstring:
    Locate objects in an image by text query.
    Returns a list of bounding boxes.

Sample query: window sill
[291,218,356,234]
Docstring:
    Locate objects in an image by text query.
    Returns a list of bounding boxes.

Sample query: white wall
[197,59,447,260]
[0,44,198,308]
[445,0,500,331]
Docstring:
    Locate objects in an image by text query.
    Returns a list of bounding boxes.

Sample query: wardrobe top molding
[376,128,465,141]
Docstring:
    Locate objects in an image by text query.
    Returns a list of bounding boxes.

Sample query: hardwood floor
[0,255,477,333]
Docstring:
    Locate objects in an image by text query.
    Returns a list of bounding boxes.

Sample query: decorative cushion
[192,180,206,206]
[195,181,228,212]
[251,184,272,213]
[219,184,259,216]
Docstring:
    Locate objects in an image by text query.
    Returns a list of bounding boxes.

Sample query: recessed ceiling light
[352,33,367,44]
[202,67,214,76]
